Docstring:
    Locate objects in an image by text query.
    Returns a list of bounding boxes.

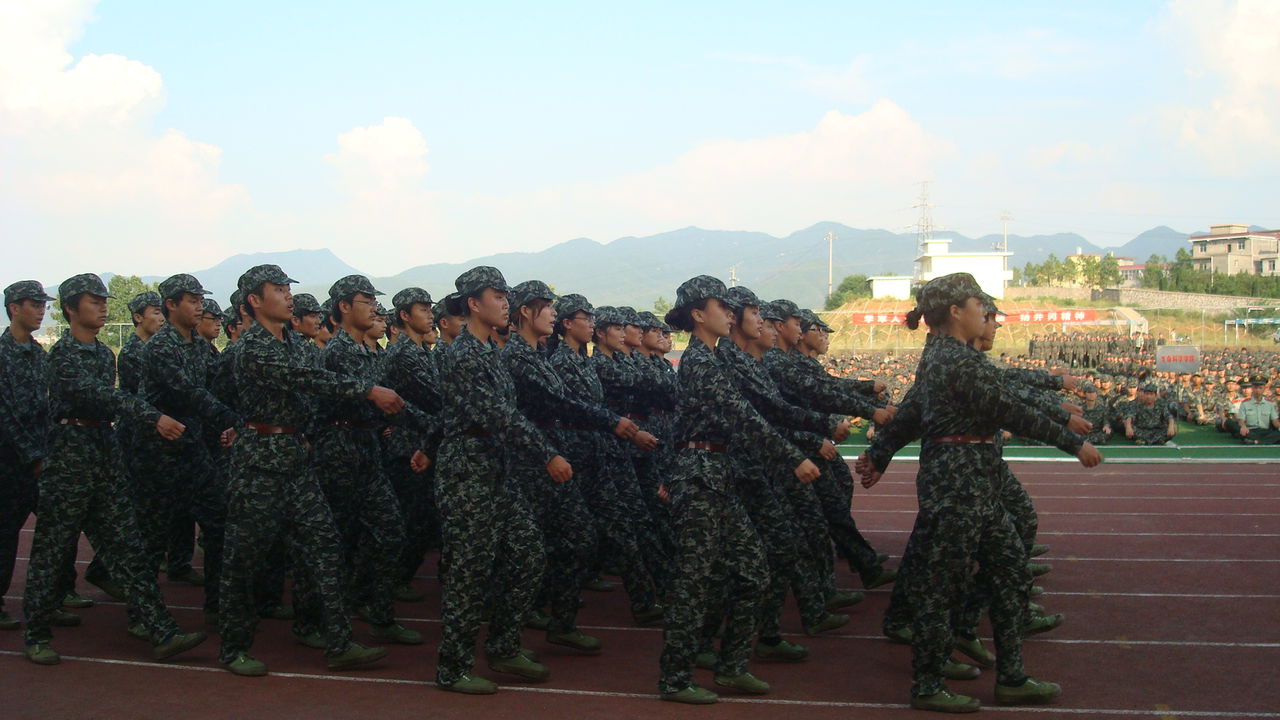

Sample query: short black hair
[160,291,187,320]
[243,282,267,320]
[60,293,86,321]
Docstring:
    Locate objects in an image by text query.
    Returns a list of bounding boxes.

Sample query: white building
[1188,224,1280,276]
[868,275,913,299]
[913,236,1013,298]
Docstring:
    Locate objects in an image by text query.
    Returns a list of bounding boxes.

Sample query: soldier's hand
[220,428,237,448]
[156,415,186,440]
[613,416,639,439]
[410,450,431,473]
[1059,374,1080,391]
[861,469,883,489]
[1076,442,1102,467]
[794,458,821,484]
[1060,401,1083,416]
[367,386,404,414]
[831,419,851,443]
[1067,414,1092,435]
[546,455,573,483]
[657,484,670,503]
[1240,425,1250,437]
[818,439,838,461]
[631,430,659,452]
[1001,430,1013,440]
[1104,425,1112,435]
[872,380,887,394]
[852,451,872,476]
[871,406,896,425]
[31,459,43,480]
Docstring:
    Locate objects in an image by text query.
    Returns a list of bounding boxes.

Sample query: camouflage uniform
[116,290,160,396]
[24,275,185,648]
[1080,390,1111,445]
[1127,391,1173,445]
[547,300,660,618]
[890,275,1083,698]
[308,276,406,631]
[503,281,616,635]
[0,282,55,619]
[132,275,238,614]
[433,266,548,687]
[218,265,371,663]
[379,288,445,586]
[658,276,808,695]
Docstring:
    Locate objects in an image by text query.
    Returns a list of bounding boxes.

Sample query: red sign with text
[844,309,1098,325]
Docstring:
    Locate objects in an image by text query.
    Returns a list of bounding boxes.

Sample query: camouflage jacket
[139,323,238,441]
[318,328,385,426]
[210,340,244,413]
[0,329,49,465]
[380,336,444,459]
[673,335,806,471]
[437,328,555,464]
[1127,400,1172,430]
[547,341,616,460]
[716,339,836,457]
[117,332,146,394]
[47,329,160,433]
[593,348,647,417]
[233,323,370,428]
[770,349,880,420]
[502,332,617,433]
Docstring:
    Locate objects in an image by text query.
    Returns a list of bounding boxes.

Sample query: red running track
[2,461,1278,719]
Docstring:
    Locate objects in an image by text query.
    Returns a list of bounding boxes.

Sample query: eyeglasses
[352,299,377,307]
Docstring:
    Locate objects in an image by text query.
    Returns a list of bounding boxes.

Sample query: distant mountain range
[81,222,1211,310]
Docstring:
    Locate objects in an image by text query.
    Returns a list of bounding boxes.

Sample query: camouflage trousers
[131,435,227,613]
[513,460,595,634]
[659,451,768,694]
[736,466,828,637]
[906,445,1030,697]
[566,433,660,615]
[633,450,675,595]
[311,428,404,628]
[1132,428,1170,445]
[219,436,352,662]
[603,441,670,597]
[778,462,840,602]
[385,458,437,587]
[814,457,883,584]
[434,435,545,687]
[0,459,39,608]
[23,428,179,646]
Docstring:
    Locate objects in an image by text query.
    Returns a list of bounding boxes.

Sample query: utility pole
[999,210,1013,272]
[728,264,739,288]
[826,231,836,302]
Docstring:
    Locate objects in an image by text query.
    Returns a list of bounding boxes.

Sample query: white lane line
[872,481,1280,487]
[1,650,1276,717]
[858,510,1280,516]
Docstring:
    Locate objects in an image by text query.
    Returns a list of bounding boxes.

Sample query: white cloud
[1159,0,1280,172]
[0,0,249,285]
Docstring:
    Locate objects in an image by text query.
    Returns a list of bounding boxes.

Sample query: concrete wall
[1003,286,1093,302]
[1091,287,1280,310]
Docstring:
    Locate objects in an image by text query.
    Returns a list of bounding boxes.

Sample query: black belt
[58,418,113,429]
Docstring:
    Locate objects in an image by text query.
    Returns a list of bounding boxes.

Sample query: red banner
[843,309,1098,325]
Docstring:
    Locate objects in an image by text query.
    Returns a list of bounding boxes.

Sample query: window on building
[1238,240,1246,250]
[1197,242,1207,253]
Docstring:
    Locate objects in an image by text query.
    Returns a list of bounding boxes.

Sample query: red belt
[625,413,649,422]
[58,418,113,428]
[931,435,995,444]
[245,422,298,435]
[331,420,378,429]
[676,441,728,453]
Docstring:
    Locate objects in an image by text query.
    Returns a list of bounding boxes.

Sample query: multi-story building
[911,235,1013,298]
[1188,224,1280,276]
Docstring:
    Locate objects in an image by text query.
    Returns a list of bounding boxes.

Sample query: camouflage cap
[1139,382,1158,392]
[455,265,510,297]
[671,275,727,313]
[593,305,623,327]
[617,305,642,327]
[979,292,1002,317]
[509,280,558,310]
[441,292,466,318]
[59,273,114,302]
[328,274,383,302]
[914,272,984,314]
[798,309,827,332]
[237,264,298,296]
[1081,382,1098,393]
[391,287,433,311]
[759,301,785,322]
[126,291,161,315]
[722,286,761,311]
[320,297,334,317]
[376,302,391,318]
[228,289,243,312]
[202,298,223,316]
[4,280,55,305]
[636,310,663,330]
[157,273,211,301]
[769,298,803,320]
[555,293,594,320]
[292,293,323,316]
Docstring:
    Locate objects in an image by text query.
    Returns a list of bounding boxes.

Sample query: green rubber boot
[1029,585,1044,597]
[633,605,664,626]
[714,671,770,695]
[0,610,20,630]
[326,642,388,670]
[224,652,267,677]
[1027,562,1052,577]
[805,612,850,636]
[294,629,326,649]
[1030,543,1050,557]
[488,652,550,681]
[523,610,551,631]
[661,685,718,705]
[441,673,497,695]
[25,643,60,665]
[370,622,423,645]
[910,689,980,713]
[62,591,94,609]
[695,651,717,670]
[864,567,898,590]
[153,631,208,661]
[394,584,425,602]
[942,659,981,680]
[1024,613,1065,636]
[884,625,914,645]
[546,629,602,653]
[127,622,149,641]
[954,636,995,668]
[755,638,809,662]
[51,610,81,627]
[995,677,1062,704]
[824,590,864,611]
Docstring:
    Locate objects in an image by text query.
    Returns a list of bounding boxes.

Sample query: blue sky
[2,0,1277,285]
